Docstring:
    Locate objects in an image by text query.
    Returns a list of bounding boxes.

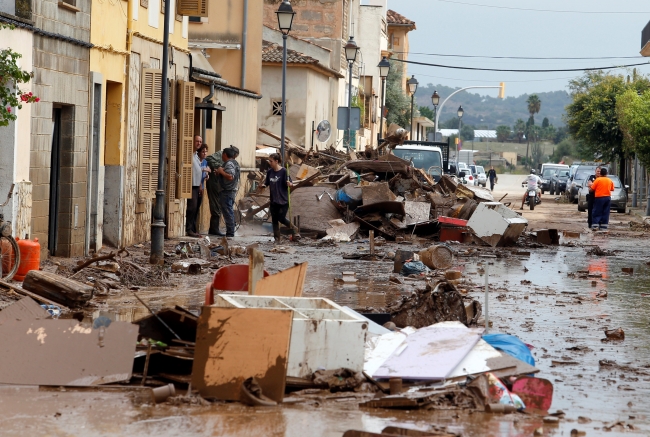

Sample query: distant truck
[455,150,478,167]
[391,139,451,182]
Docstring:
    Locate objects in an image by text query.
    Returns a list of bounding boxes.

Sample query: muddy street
[2,175,650,437]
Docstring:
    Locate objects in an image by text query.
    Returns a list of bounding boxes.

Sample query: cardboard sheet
[253,262,307,298]
[192,307,293,402]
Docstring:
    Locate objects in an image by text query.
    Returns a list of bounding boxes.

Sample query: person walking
[259,153,300,242]
[487,166,497,191]
[590,167,614,231]
[185,135,203,237]
[206,149,224,236]
[215,148,240,237]
[585,167,601,229]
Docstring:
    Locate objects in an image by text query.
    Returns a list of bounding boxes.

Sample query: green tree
[460,125,474,141]
[525,94,541,163]
[0,24,38,126]
[550,138,574,162]
[553,125,569,144]
[565,71,650,179]
[616,89,650,168]
[496,125,510,142]
[542,117,550,128]
[385,59,410,128]
[513,119,526,143]
[531,142,544,168]
[418,105,435,120]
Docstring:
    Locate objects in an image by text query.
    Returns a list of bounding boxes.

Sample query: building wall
[30,0,91,258]
[189,0,263,93]
[388,25,411,93]
[0,25,33,240]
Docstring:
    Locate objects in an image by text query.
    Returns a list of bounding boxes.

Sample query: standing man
[215,148,240,237]
[185,135,203,237]
[260,153,300,242]
[585,167,601,229]
[206,149,224,236]
[487,166,497,192]
[590,168,614,231]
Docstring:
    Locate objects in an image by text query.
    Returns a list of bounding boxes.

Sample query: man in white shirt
[185,135,203,237]
[520,169,542,210]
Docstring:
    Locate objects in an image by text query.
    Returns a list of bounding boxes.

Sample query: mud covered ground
[2,175,650,436]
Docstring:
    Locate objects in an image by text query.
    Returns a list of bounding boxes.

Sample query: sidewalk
[628,206,650,222]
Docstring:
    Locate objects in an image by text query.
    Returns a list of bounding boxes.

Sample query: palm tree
[514,119,526,143]
[525,94,541,166]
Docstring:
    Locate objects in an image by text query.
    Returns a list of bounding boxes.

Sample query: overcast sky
[386,0,650,98]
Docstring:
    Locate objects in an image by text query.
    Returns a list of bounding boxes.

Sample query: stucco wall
[0,26,33,239]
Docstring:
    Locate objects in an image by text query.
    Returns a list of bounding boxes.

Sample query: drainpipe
[127,0,133,52]
[241,0,249,89]
[201,83,215,141]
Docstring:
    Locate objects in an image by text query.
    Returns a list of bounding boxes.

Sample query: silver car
[577,175,628,213]
[471,165,487,187]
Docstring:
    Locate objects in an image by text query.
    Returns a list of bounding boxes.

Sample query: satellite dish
[316,120,331,143]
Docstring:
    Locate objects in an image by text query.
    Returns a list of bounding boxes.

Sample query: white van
[393,145,444,181]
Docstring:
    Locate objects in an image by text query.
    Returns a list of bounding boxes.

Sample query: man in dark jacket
[205,150,224,236]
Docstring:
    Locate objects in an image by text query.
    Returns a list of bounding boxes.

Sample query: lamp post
[407,75,418,139]
[377,56,390,144]
[344,36,359,150]
[276,0,295,162]
[456,105,464,172]
[431,90,440,141]
[150,0,173,264]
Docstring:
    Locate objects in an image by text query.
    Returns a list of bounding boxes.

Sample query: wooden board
[361,183,396,205]
[248,248,265,295]
[192,307,293,402]
[0,297,50,323]
[253,263,307,298]
[22,270,93,307]
[0,319,138,385]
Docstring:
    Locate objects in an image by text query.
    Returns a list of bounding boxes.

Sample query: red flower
[35,97,40,102]
[6,107,11,113]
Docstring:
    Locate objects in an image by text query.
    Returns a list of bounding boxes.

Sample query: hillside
[415,83,571,129]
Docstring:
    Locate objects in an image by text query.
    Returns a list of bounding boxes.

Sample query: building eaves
[261,40,344,79]
[0,12,93,48]
[386,9,416,29]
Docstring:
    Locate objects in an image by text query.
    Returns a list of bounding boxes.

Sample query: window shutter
[177,0,207,17]
[177,80,195,199]
[139,68,163,198]
[167,119,178,199]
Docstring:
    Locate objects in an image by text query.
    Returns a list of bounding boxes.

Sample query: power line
[394,58,650,73]
[434,0,650,14]
[400,51,645,60]
[411,72,580,83]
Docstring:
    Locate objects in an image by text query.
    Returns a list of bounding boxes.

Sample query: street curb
[628,207,650,222]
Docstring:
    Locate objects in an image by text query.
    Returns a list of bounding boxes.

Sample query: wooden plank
[248,248,265,295]
[0,319,138,385]
[22,271,93,307]
[192,307,293,402]
[0,279,68,309]
[253,263,307,298]
[361,183,396,205]
[0,297,50,323]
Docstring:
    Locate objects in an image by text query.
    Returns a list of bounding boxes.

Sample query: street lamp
[407,75,418,139]
[276,0,295,162]
[431,90,440,140]
[456,105,464,172]
[344,36,359,150]
[377,56,390,144]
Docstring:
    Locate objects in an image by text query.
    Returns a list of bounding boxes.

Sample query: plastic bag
[483,333,535,366]
[401,261,429,276]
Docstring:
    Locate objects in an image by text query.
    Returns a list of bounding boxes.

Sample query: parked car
[568,165,600,203]
[577,175,628,213]
[549,169,570,195]
[539,164,569,194]
[475,166,487,187]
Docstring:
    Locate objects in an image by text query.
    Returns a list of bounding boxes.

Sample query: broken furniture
[212,295,368,378]
[467,202,528,247]
[22,270,94,307]
[204,264,270,305]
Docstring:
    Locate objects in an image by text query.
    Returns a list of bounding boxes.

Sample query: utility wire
[434,0,650,14]
[398,51,645,60]
[393,58,650,73]
[411,72,580,83]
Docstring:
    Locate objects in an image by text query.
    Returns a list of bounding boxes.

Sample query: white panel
[182,16,188,39]
[168,0,175,34]
[132,0,138,21]
[148,0,159,28]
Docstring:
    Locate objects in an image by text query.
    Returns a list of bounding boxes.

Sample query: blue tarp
[483,333,535,367]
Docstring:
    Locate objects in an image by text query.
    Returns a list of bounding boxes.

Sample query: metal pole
[150,0,172,265]
[646,166,650,216]
[280,33,287,161]
[456,116,462,172]
[347,60,353,151]
[410,93,414,139]
[433,104,437,140]
[632,155,638,207]
[484,262,489,334]
[379,77,385,143]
